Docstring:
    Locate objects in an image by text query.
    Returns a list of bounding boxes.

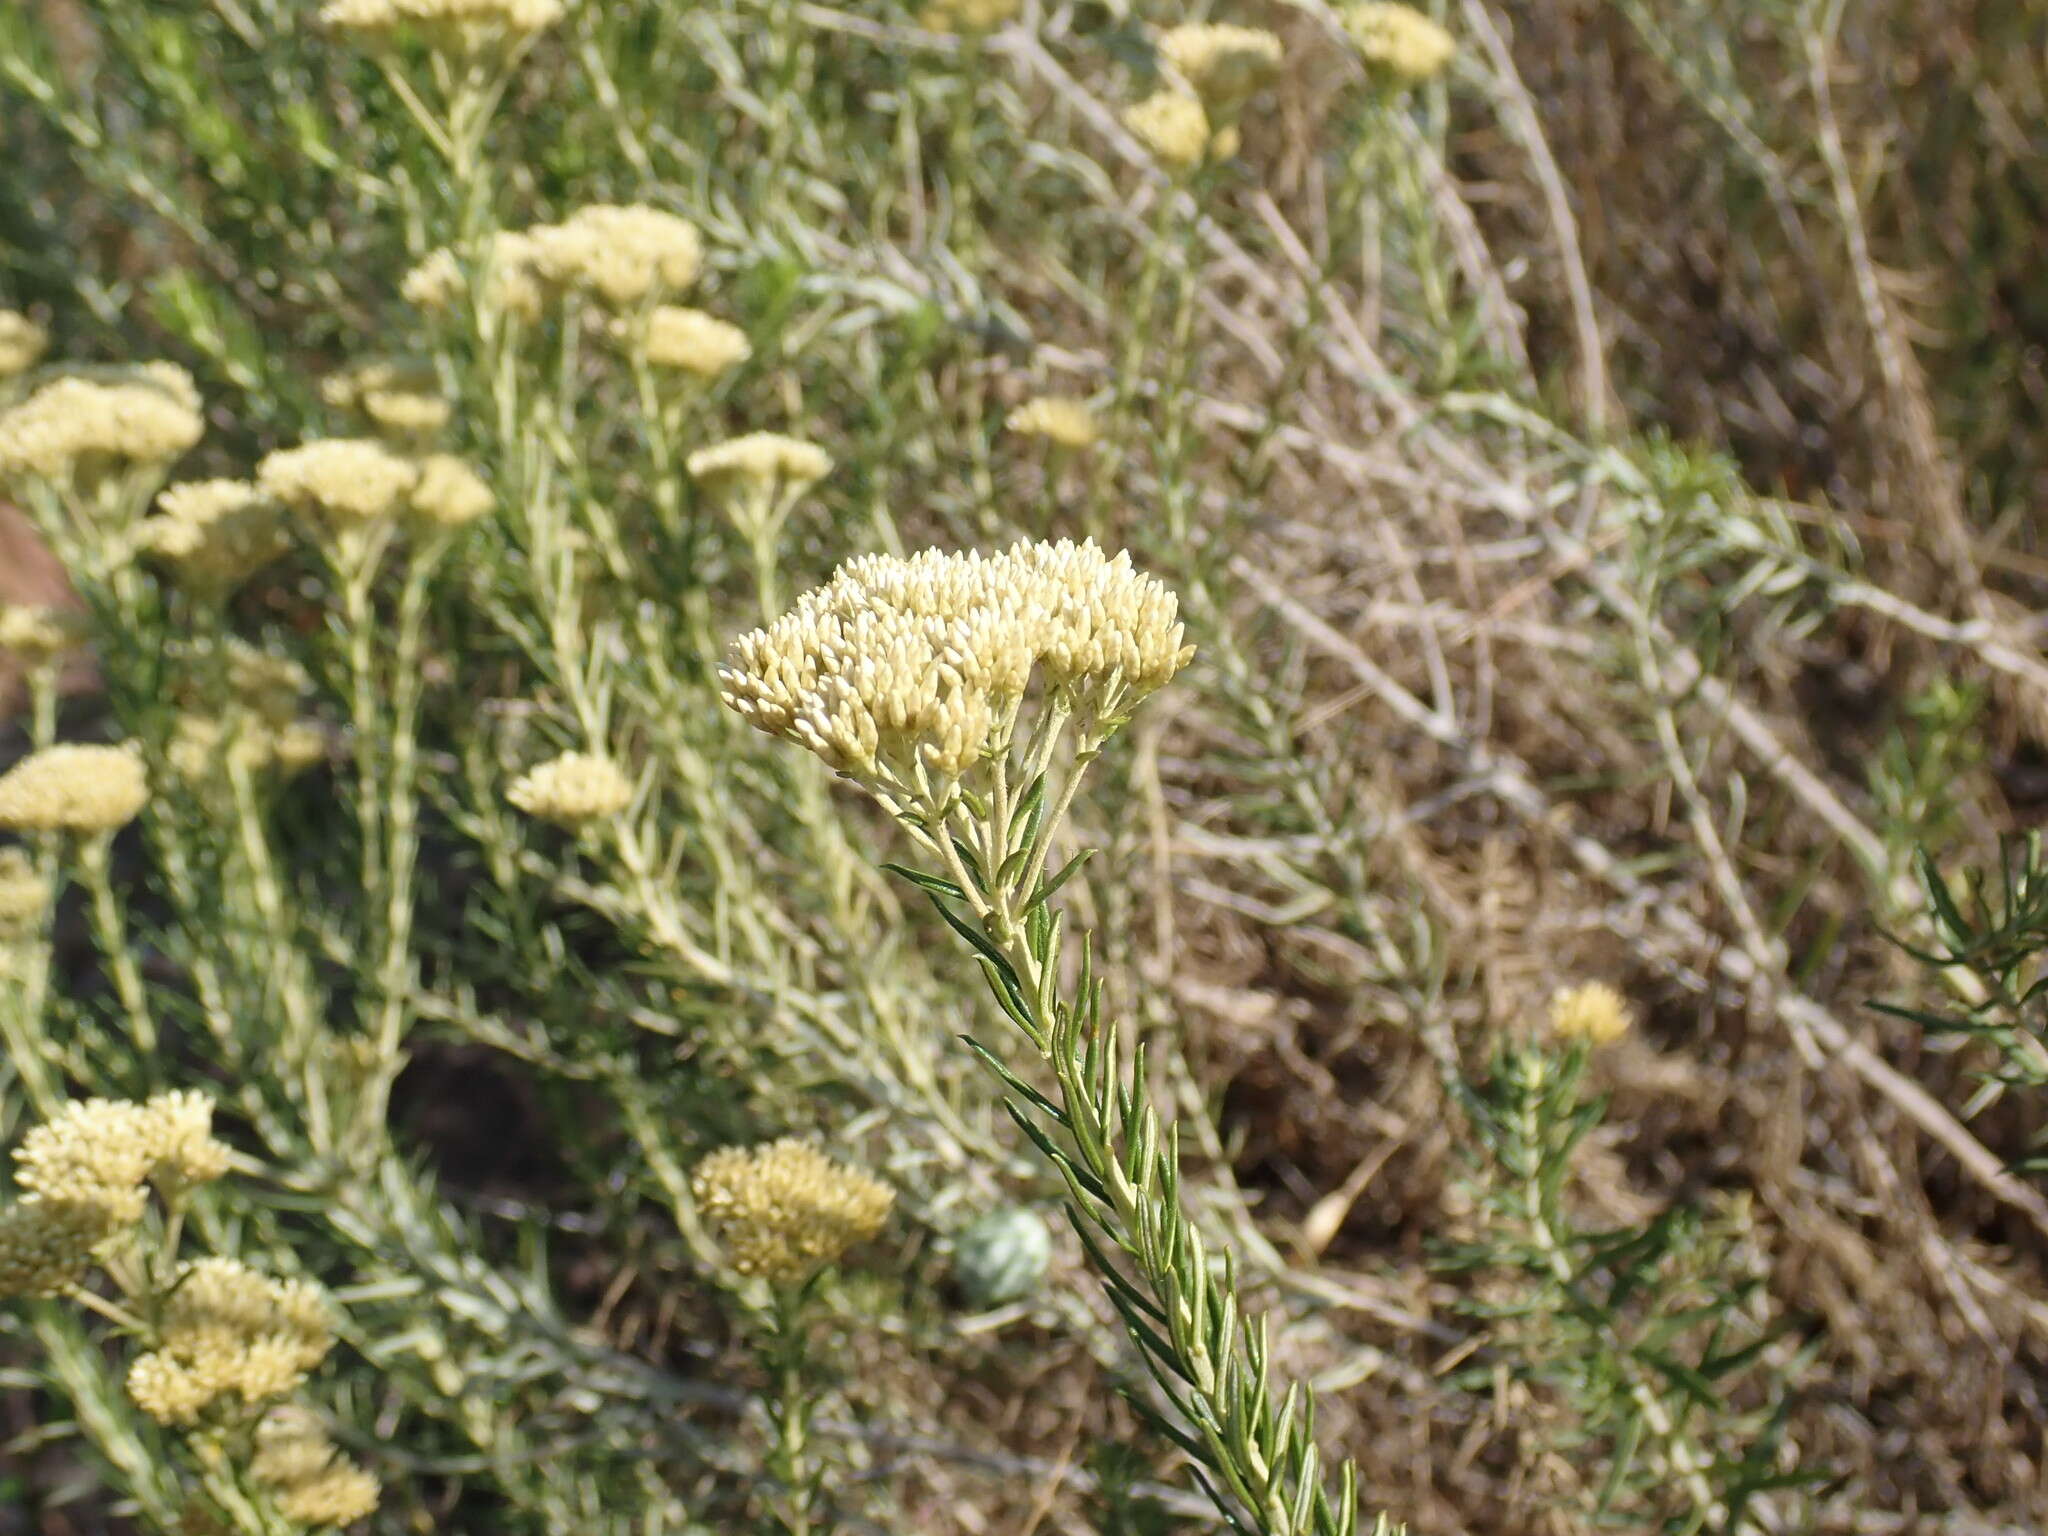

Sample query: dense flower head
[1123,89,1218,170]
[0,311,49,378]
[322,358,450,437]
[250,1412,381,1527]
[1343,2,1455,82]
[918,0,1020,31]
[687,432,831,498]
[0,603,85,665]
[258,439,420,523]
[125,1256,333,1425]
[0,744,149,833]
[527,204,702,306]
[1156,22,1283,107]
[0,847,48,937]
[0,1200,105,1297]
[134,480,291,595]
[506,751,634,827]
[402,234,545,321]
[721,540,1194,783]
[168,713,327,785]
[14,1092,231,1214]
[692,1138,894,1287]
[409,454,495,527]
[633,306,752,377]
[0,366,203,483]
[320,0,563,52]
[1006,396,1097,449]
[1548,981,1633,1047]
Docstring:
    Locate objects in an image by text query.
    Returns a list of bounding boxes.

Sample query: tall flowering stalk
[722,539,1396,1536]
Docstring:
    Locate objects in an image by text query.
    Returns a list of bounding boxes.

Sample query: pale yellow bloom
[134,480,291,595]
[12,1092,231,1224]
[1547,981,1633,1047]
[634,306,752,378]
[321,0,562,53]
[0,311,49,378]
[322,358,450,437]
[250,1412,381,1527]
[528,205,702,306]
[918,0,1020,32]
[0,848,48,937]
[692,1138,895,1287]
[686,432,831,498]
[721,540,1194,782]
[225,643,313,727]
[0,744,148,834]
[1006,396,1097,449]
[0,604,84,665]
[258,439,419,523]
[127,1255,333,1424]
[410,454,495,527]
[1123,90,1216,170]
[1343,2,1455,82]
[506,751,634,827]
[0,366,203,483]
[1156,23,1283,107]
[402,234,545,321]
[0,1200,105,1298]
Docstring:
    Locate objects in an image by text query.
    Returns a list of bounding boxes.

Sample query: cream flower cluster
[1156,22,1283,108]
[527,204,703,306]
[1547,981,1633,1047]
[1343,2,1455,83]
[0,848,48,939]
[1123,89,1224,171]
[0,311,48,377]
[506,751,634,827]
[134,480,292,595]
[721,540,1195,783]
[1006,396,1097,449]
[692,1138,895,1288]
[168,713,327,786]
[0,366,203,483]
[0,1093,232,1297]
[256,439,493,529]
[0,603,84,665]
[402,233,546,321]
[633,306,753,378]
[126,1256,333,1425]
[687,432,831,497]
[250,1412,381,1527]
[321,0,563,52]
[321,358,451,437]
[0,744,149,834]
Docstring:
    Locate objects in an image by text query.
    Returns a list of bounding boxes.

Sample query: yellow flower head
[506,751,635,827]
[1156,23,1283,108]
[320,0,563,53]
[1006,395,1097,450]
[257,439,420,523]
[250,1411,381,1527]
[918,0,1020,32]
[1547,981,1633,1048]
[0,366,203,484]
[0,1199,105,1298]
[1123,89,1218,170]
[1343,2,1455,83]
[692,1138,895,1287]
[134,480,291,596]
[409,454,495,527]
[633,306,753,378]
[402,234,545,321]
[0,311,49,378]
[0,744,149,834]
[721,539,1194,782]
[322,358,450,438]
[528,204,703,306]
[126,1256,333,1424]
[0,604,85,665]
[0,847,49,938]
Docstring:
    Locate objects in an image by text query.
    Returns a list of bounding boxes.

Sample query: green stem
[75,832,154,1056]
